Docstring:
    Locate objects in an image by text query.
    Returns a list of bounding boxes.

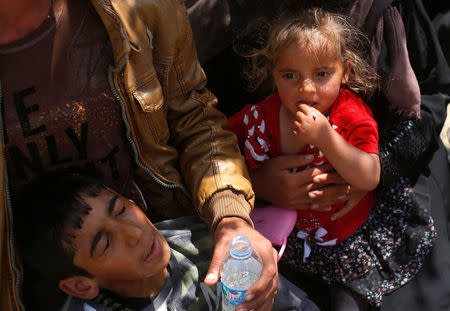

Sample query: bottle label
[221,281,246,306]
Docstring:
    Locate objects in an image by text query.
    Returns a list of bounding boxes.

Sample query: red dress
[228,88,379,243]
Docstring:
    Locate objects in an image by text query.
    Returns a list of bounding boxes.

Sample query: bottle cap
[229,236,252,259]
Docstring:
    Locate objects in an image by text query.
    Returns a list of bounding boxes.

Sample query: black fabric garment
[380,140,450,310]
[423,3,450,73]
[330,285,371,311]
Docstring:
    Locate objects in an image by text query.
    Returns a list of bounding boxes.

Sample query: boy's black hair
[13,170,107,286]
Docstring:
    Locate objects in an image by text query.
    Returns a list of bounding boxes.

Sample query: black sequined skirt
[281,177,436,307]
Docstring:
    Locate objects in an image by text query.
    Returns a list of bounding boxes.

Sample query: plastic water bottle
[220,236,262,311]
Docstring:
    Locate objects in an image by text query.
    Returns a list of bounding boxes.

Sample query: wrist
[216,216,253,230]
[315,125,336,152]
[202,189,254,233]
[214,216,254,243]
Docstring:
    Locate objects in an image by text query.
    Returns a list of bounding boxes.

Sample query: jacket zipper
[0,80,25,311]
[95,0,191,201]
[106,65,192,201]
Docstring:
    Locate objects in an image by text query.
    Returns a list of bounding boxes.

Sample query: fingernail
[245,293,254,301]
[309,191,318,198]
[205,274,216,282]
[311,204,319,210]
[237,307,248,311]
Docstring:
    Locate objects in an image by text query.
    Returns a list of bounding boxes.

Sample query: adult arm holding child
[250,155,370,221]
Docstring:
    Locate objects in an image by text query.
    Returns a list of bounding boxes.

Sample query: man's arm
[151,1,279,309]
[160,0,254,227]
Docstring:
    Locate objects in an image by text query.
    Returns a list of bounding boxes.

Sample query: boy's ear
[59,276,99,300]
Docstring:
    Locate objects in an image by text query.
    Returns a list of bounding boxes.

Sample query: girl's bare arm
[295,104,380,191]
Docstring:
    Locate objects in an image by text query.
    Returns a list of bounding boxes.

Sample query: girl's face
[273,40,350,118]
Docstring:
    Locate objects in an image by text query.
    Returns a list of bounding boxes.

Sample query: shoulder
[59,296,111,311]
[234,93,279,116]
[122,0,186,13]
[156,216,214,257]
[156,216,209,241]
[99,0,186,20]
[228,93,280,129]
[330,89,377,129]
[100,0,189,43]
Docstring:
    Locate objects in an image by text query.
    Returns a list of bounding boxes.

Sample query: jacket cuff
[202,189,254,233]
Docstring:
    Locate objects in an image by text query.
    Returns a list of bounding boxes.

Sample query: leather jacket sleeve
[93,0,255,225]
[162,1,254,221]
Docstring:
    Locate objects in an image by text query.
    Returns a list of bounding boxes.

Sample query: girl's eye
[282,73,296,79]
[316,71,330,78]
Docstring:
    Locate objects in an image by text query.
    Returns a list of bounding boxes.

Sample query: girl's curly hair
[240,7,379,98]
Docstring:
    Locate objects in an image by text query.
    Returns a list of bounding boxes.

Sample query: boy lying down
[14,171,319,311]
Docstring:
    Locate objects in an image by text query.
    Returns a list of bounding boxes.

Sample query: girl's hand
[294,104,330,146]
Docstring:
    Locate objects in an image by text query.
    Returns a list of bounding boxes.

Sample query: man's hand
[204,217,278,311]
[311,170,369,218]
[330,186,368,220]
[250,155,352,210]
[249,154,315,208]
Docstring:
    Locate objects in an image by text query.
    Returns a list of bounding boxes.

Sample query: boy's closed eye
[101,233,109,255]
[116,205,126,216]
[91,231,108,258]
[90,194,122,257]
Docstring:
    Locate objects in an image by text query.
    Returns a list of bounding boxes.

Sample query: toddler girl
[228,7,435,309]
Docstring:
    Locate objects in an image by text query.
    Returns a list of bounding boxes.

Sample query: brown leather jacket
[0,0,254,309]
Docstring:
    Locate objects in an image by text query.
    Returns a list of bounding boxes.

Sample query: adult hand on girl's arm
[311,168,369,220]
[250,154,357,210]
[330,186,368,220]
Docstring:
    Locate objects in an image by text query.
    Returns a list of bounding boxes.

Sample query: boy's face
[68,189,171,290]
